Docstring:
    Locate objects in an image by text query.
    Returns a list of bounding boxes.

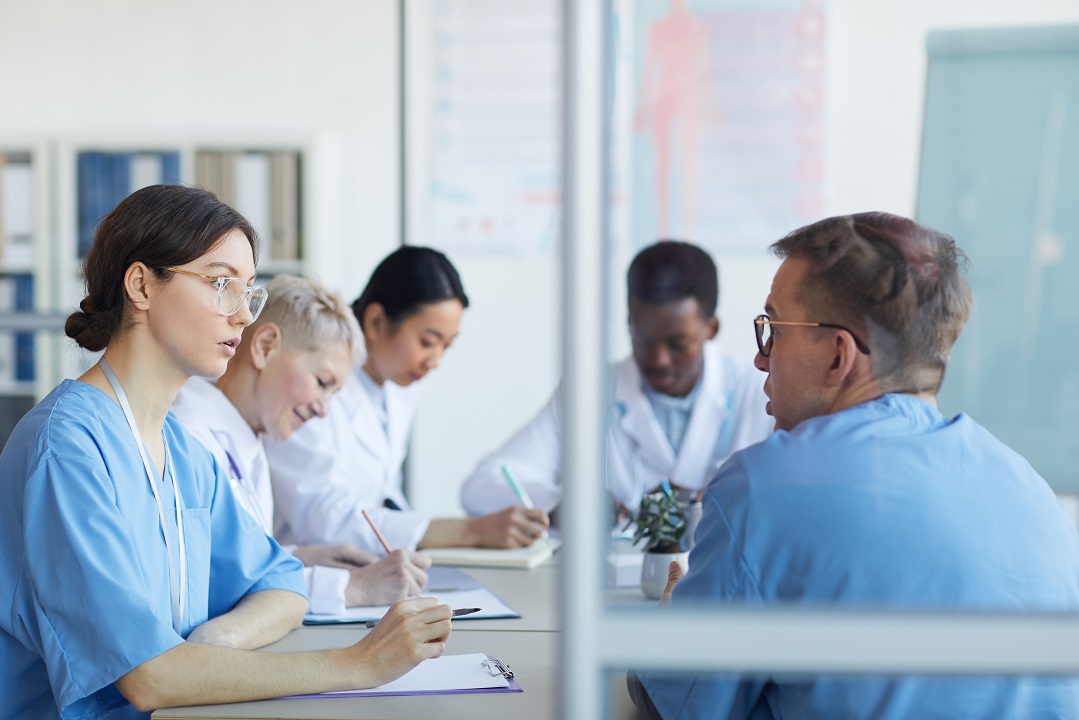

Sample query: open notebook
[281,653,521,698]
[422,538,561,570]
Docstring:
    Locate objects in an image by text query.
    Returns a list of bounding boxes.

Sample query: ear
[362,302,387,340]
[705,316,719,340]
[825,330,861,388]
[250,323,282,370]
[123,262,154,312]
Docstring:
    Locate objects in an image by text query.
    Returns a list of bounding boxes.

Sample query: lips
[645,371,675,388]
[219,338,239,357]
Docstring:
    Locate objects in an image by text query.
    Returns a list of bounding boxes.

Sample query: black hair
[65,185,256,352]
[626,240,718,317]
[351,246,469,331]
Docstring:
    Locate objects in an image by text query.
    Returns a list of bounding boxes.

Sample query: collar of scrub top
[99,358,187,635]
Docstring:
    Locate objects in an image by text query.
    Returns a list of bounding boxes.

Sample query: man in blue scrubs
[632,213,1079,718]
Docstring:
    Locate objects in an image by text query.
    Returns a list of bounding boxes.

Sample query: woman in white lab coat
[264,247,549,554]
[460,240,774,517]
[172,275,432,616]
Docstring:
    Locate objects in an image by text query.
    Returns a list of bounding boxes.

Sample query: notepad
[282,653,522,698]
[422,538,562,569]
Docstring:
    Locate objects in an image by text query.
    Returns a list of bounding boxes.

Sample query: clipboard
[280,653,522,698]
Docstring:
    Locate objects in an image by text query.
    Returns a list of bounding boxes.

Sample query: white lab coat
[460,341,773,515]
[263,367,430,553]
[171,377,349,615]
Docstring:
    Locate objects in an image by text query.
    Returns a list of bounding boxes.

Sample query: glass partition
[561,2,1079,718]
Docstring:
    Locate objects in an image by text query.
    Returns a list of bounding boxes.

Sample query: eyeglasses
[163,267,268,320]
[754,313,871,357]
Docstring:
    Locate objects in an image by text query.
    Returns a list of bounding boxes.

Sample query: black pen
[365,607,482,628]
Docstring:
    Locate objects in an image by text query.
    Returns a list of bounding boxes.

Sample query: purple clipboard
[278,655,523,699]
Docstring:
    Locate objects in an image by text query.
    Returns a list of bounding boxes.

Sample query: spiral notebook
[281,653,522,698]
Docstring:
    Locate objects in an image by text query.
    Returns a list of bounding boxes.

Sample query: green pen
[501,464,549,540]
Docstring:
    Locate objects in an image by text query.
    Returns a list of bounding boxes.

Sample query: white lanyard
[100,359,187,635]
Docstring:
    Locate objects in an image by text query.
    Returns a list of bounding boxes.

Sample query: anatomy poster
[624,0,826,254]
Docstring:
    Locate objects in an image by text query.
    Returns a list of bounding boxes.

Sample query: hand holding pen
[501,465,550,542]
[366,607,482,628]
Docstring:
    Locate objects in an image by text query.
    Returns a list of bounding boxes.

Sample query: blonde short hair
[255,275,359,356]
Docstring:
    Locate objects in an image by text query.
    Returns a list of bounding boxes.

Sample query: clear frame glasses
[162,267,268,320]
[754,313,872,357]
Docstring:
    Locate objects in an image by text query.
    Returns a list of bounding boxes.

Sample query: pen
[501,465,534,509]
[362,509,394,555]
[502,464,549,540]
[365,606,482,628]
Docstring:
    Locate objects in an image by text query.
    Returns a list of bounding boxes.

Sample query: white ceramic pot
[640,550,689,600]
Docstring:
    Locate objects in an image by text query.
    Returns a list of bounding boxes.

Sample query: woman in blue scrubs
[0,185,452,720]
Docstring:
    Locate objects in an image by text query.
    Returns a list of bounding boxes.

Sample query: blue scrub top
[638,394,1079,719]
[0,380,306,720]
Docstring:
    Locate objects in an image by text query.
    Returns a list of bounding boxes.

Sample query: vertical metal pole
[560,1,610,718]
[398,0,409,251]
[398,0,413,501]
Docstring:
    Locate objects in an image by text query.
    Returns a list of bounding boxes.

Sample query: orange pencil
[361,509,394,554]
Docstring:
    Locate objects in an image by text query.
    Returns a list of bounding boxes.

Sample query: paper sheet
[305,585,519,625]
[283,653,520,698]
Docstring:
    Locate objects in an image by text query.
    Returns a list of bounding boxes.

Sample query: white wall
[0,0,402,302]
[4,0,1079,520]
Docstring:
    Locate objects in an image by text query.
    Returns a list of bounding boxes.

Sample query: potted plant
[628,482,690,599]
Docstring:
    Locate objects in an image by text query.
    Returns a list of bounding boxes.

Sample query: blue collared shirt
[638,394,1079,718]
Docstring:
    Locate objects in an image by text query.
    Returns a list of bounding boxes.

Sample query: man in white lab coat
[461,240,773,518]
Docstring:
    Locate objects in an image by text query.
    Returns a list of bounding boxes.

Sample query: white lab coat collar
[613,341,732,487]
[172,377,273,532]
[340,366,417,484]
[178,378,263,475]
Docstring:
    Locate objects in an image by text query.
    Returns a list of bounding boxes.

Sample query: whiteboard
[916,25,1079,490]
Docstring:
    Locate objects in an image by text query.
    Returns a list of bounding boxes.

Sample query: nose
[231,300,254,328]
[753,349,769,373]
[312,396,329,418]
[648,344,672,369]
[425,346,446,370]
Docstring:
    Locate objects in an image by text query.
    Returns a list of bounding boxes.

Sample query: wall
[0,0,402,303]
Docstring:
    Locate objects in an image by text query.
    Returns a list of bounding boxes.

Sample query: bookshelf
[0,143,52,447]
